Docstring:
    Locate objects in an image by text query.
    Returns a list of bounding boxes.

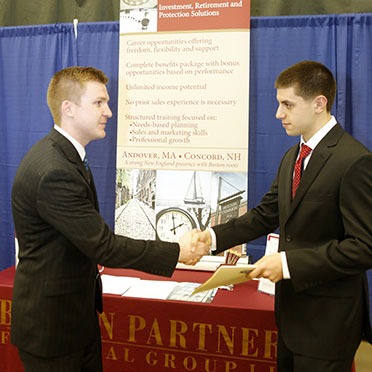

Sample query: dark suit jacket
[212,124,372,360]
[11,128,179,357]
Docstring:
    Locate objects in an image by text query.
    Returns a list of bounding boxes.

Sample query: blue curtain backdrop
[1,16,372,315]
[0,24,77,269]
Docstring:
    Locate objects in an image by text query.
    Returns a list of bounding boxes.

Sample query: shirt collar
[301,115,337,150]
[54,125,86,161]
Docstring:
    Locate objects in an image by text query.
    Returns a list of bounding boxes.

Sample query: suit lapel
[286,123,344,218]
[289,148,331,211]
[49,129,90,184]
[89,176,100,211]
[49,129,99,209]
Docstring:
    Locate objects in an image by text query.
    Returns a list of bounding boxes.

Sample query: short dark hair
[275,61,336,112]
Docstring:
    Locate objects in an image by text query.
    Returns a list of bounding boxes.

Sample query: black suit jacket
[212,124,372,359]
[11,129,179,357]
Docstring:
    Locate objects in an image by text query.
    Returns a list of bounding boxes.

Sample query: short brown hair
[47,66,109,124]
[275,61,336,112]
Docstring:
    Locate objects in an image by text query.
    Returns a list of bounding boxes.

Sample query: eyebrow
[94,96,110,102]
[279,99,294,105]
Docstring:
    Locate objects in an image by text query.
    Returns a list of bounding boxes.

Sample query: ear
[314,95,328,113]
[61,100,75,118]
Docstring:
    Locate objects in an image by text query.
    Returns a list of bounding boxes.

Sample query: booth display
[0,14,370,372]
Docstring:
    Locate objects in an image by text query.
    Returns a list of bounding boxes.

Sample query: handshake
[177,229,212,265]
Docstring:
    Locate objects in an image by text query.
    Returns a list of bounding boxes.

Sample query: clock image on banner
[156,207,197,242]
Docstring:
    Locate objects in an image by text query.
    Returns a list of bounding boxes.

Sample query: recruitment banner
[116,0,250,251]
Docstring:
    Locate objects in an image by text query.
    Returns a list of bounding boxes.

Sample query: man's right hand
[178,229,211,265]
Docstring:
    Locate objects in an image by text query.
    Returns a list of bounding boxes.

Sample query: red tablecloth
[0,267,356,371]
[100,268,277,372]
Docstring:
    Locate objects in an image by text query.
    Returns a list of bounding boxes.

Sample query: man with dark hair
[194,60,372,371]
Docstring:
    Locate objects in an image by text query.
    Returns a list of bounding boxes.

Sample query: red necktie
[292,144,312,198]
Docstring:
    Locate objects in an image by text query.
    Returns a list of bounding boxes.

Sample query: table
[0,266,277,371]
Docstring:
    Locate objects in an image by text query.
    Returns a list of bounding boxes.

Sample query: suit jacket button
[285,235,292,242]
